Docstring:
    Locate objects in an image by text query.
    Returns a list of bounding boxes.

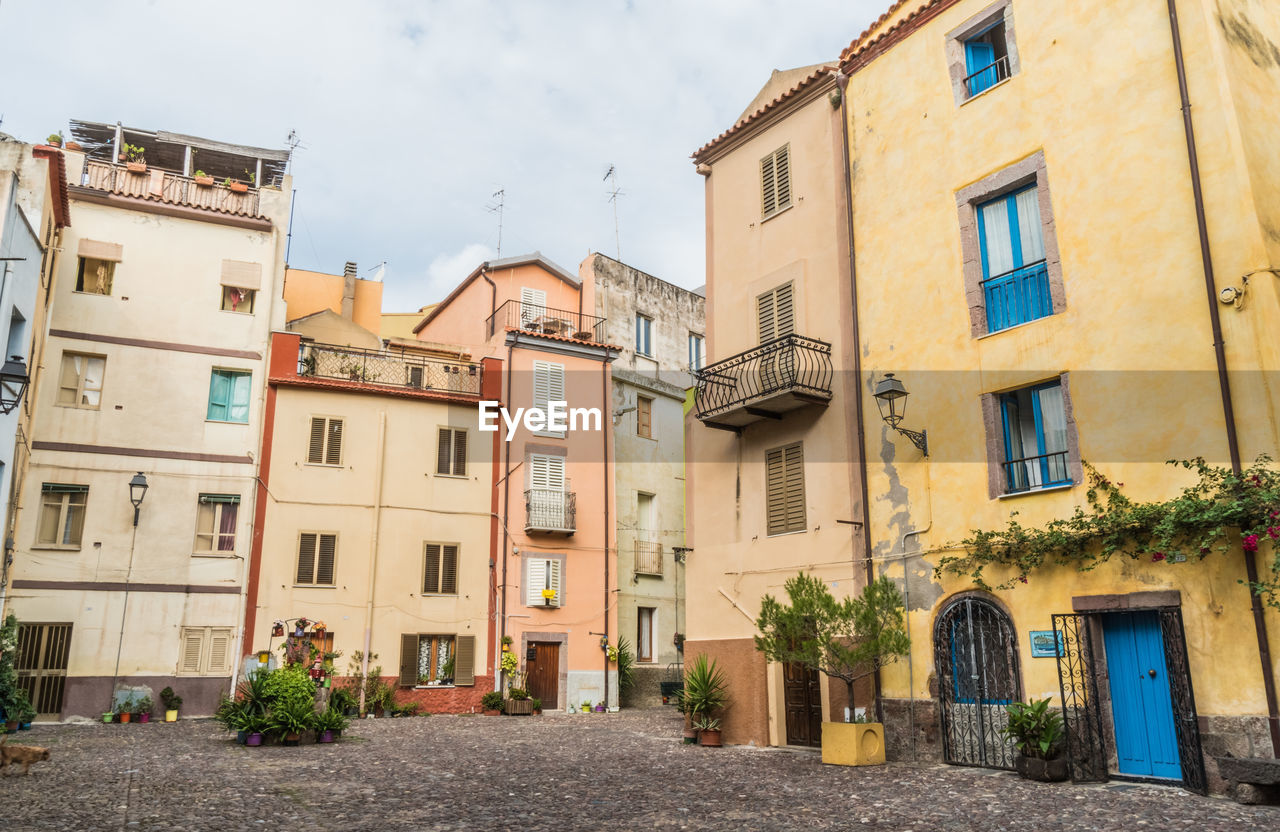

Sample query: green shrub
[480,691,504,711]
[1002,698,1065,760]
[682,654,729,720]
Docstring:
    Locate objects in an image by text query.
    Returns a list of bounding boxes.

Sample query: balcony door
[529,453,568,529]
[757,282,795,391]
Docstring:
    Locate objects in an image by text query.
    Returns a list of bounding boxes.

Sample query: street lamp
[128,472,148,526]
[0,355,29,415]
[872,373,928,456]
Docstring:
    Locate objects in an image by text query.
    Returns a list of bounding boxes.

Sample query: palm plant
[682,654,729,721]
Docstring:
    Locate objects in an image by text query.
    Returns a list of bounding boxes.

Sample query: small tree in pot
[754,573,910,766]
[1001,698,1069,782]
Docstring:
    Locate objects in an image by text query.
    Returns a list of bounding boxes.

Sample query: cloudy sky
[1,0,886,312]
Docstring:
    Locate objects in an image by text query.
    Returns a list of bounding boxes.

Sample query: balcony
[1003,450,1071,495]
[79,159,264,218]
[634,540,663,576]
[983,259,1051,333]
[694,335,834,430]
[299,341,481,395]
[525,488,576,535]
[487,300,606,343]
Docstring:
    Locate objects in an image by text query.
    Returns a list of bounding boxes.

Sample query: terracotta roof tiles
[691,65,836,163]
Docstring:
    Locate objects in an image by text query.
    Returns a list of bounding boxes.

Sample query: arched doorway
[934,594,1021,769]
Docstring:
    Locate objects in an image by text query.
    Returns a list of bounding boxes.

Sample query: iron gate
[1156,607,1207,794]
[934,596,1021,769]
[15,623,72,718]
[1051,614,1108,783]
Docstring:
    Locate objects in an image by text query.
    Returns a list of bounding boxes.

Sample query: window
[56,352,105,409]
[963,21,1010,96]
[765,442,806,536]
[688,333,705,371]
[193,494,240,555]
[220,286,256,313]
[406,365,424,387]
[531,360,565,437]
[525,557,564,607]
[436,427,467,476]
[422,542,459,595]
[978,185,1050,333]
[530,453,566,491]
[178,627,234,675]
[295,532,337,585]
[635,313,653,356]
[399,633,476,686]
[75,257,114,295]
[520,287,547,327]
[756,282,795,343]
[307,417,343,465]
[207,369,251,423]
[637,607,655,663]
[999,380,1071,494]
[760,144,792,219]
[36,484,87,549]
[636,396,652,438]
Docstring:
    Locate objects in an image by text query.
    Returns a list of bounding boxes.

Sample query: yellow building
[689,0,1280,795]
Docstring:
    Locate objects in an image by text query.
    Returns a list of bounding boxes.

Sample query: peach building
[415,253,620,711]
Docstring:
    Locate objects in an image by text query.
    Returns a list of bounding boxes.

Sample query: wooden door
[526,642,559,711]
[16,623,72,718]
[783,661,822,747]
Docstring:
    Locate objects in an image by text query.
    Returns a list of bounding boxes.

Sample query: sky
[0,0,888,312]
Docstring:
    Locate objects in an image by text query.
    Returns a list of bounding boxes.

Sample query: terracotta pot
[1015,753,1070,782]
[246,732,264,747]
[4,720,18,732]
[682,729,698,745]
[66,141,82,151]
[120,713,131,724]
[482,709,501,716]
[698,729,723,747]
[532,709,542,716]
[229,181,249,193]
[126,162,146,173]
[283,732,300,747]
[193,176,214,187]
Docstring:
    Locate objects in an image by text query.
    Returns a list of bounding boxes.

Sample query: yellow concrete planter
[820,721,886,767]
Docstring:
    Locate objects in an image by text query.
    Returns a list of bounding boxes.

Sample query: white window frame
[635,313,653,357]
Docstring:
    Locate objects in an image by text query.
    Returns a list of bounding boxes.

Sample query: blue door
[1102,612,1182,779]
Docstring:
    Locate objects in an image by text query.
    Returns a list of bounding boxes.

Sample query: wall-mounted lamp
[0,355,30,415]
[128,472,149,526]
[872,373,928,456]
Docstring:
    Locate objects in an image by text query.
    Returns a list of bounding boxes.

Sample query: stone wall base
[1200,714,1275,795]
[622,663,670,709]
[880,697,944,763]
[62,675,231,719]
[378,675,494,714]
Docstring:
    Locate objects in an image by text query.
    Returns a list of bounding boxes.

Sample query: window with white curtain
[56,352,105,409]
[977,185,1051,333]
[999,380,1070,494]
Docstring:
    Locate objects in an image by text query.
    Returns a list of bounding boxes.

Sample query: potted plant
[505,687,534,716]
[501,635,514,652]
[136,695,153,724]
[192,170,214,187]
[594,701,606,713]
[531,698,542,716]
[121,143,146,172]
[675,690,697,743]
[695,716,722,747]
[244,712,269,747]
[480,691,504,716]
[580,699,593,714]
[270,698,315,746]
[117,695,136,724]
[754,573,910,767]
[160,687,182,722]
[228,176,249,193]
[1002,698,1070,782]
[46,132,63,148]
[215,697,248,743]
[441,656,455,685]
[681,655,729,744]
[314,706,348,743]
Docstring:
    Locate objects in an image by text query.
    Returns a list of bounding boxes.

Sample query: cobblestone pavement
[0,709,1273,831]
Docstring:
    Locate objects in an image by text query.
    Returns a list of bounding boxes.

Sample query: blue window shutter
[207,371,229,421]
[965,40,997,95]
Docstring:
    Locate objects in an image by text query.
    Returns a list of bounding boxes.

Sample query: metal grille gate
[15,623,72,717]
[934,596,1021,769]
[1156,607,1207,794]
[1051,614,1108,783]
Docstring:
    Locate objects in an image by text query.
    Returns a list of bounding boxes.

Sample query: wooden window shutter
[757,289,776,343]
[775,145,792,211]
[307,418,325,463]
[325,419,343,465]
[637,397,652,438]
[783,443,806,533]
[208,630,231,674]
[441,545,459,594]
[766,443,806,535]
[423,543,441,593]
[526,558,547,606]
[761,153,777,217]
[399,633,419,687]
[766,448,787,536]
[454,634,476,686]
[452,431,467,476]
[296,533,317,583]
[179,629,204,673]
[775,282,795,337]
[316,534,337,584]
[436,428,452,475]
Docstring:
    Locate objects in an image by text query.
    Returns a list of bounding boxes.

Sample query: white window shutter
[526,558,547,605]
[521,287,547,325]
[533,361,552,412]
[548,559,562,606]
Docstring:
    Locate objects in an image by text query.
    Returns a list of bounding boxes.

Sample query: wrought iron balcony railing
[486,299,606,343]
[79,159,263,217]
[1003,450,1071,495]
[525,488,577,535]
[298,341,481,395]
[634,540,663,576]
[694,334,834,429]
[982,259,1050,333]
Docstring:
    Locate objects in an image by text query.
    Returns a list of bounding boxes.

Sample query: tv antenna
[486,187,506,257]
[604,165,623,261]
[284,129,305,174]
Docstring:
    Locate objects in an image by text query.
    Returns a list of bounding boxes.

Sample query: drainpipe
[482,270,496,333]
[1165,0,1280,756]
[602,359,611,708]
[836,71,882,724]
[499,341,513,693]
[358,411,387,714]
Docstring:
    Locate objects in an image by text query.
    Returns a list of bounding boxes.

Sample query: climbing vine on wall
[935,457,1280,604]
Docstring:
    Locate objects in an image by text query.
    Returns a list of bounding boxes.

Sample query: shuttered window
[757,282,796,344]
[177,626,234,675]
[529,454,566,490]
[436,428,467,476]
[525,557,564,607]
[636,396,652,438]
[532,360,565,437]
[399,633,476,687]
[760,144,792,219]
[307,417,343,465]
[296,532,338,585]
[520,287,548,326]
[423,542,459,595]
[765,442,806,536]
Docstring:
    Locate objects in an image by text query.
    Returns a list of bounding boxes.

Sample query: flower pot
[20,722,32,731]
[1015,753,1070,782]
[4,720,18,732]
[820,721,886,767]
[505,699,534,716]
[229,181,249,193]
[482,709,501,716]
[532,709,542,716]
[581,706,591,713]
[139,713,150,724]
[126,162,146,173]
[246,732,264,747]
[165,709,178,723]
[682,729,698,745]
[283,732,300,747]
[120,713,131,724]
[318,730,335,744]
[594,705,606,713]
[66,141,82,151]
[235,730,248,745]
[193,176,214,187]
[102,712,114,724]
[698,729,723,747]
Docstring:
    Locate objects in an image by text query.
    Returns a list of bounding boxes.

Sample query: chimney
[341,261,357,320]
